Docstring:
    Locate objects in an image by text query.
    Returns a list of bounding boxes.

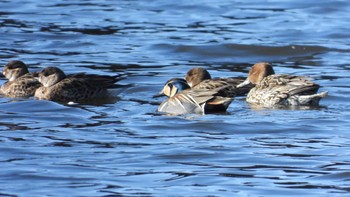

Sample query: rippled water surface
[1,0,350,196]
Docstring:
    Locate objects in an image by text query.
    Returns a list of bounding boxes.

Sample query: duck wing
[193,77,252,97]
[262,74,320,96]
[67,73,124,89]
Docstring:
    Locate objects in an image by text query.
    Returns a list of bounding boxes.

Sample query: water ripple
[0,0,350,196]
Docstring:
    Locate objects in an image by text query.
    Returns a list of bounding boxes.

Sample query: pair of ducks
[0,60,121,102]
[157,62,328,115]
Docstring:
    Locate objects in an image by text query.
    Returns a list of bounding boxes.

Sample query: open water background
[0,0,349,196]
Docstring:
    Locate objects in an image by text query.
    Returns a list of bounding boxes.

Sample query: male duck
[237,62,328,106]
[157,78,233,115]
[35,67,121,102]
[1,60,41,97]
[185,67,252,97]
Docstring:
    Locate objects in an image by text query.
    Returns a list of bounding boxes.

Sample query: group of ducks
[157,62,328,114]
[0,60,328,115]
[0,60,121,102]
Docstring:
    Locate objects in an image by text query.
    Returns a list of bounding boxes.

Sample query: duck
[237,62,328,106]
[1,60,42,97]
[34,66,121,102]
[157,78,233,115]
[185,67,252,97]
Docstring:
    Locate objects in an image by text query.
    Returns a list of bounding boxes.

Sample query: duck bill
[30,72,40,81]
[153,91,166,98]
[0,72,4,78]
[32,71,39,78]
[187,81,193,88]
[237,78,251,88]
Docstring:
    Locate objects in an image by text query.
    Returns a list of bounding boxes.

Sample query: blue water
[1,0,350,196]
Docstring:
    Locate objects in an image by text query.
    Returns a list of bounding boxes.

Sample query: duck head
[185,67,212,87]
[2,60,29,81]
[237,62,275,87]
[38,67,66,87]
[155,78,190,98]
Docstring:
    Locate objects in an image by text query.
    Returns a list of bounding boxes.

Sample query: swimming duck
[237,62,328,106]
[157,78,233,115]
[185,67,252,97]
[34,67,121,102]
[1,60,42,97]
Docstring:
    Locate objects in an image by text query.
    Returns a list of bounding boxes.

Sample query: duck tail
[89,73,126,89]
[206,97,234,112]
[293,91,328,106]
[113,73,127,82]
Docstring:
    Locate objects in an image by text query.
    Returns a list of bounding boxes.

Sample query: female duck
[1,60,41,97]
[237,62,328,106]
[35,67,121,102]
[157,78,233,115]
[185,67,252,97]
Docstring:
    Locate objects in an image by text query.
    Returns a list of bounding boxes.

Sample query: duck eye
[167,83,174,88]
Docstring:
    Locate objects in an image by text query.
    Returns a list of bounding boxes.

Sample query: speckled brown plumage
[1,60,42,97]
[238,62,328,106]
